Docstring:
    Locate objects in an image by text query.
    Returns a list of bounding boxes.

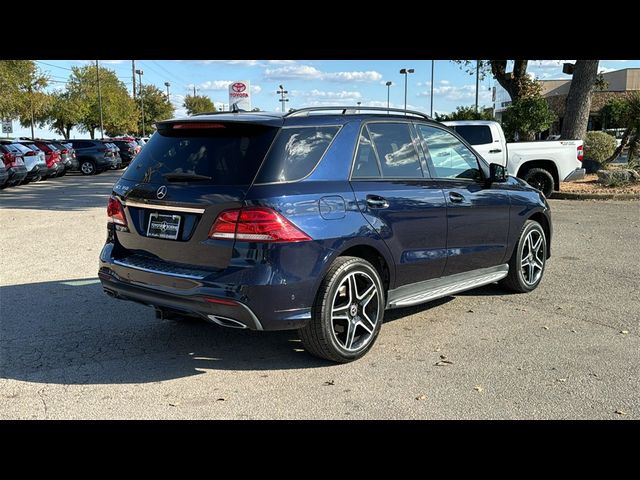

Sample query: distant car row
[0,137,147,189]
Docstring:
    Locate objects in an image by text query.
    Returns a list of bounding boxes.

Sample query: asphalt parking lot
[1,171,638,419]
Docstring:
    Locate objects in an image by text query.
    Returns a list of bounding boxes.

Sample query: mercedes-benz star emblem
[156,185,167,199]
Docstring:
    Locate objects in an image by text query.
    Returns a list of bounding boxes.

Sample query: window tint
[451,125,493,145]
[366,123,423,178]
[256,126,339,183]
[123,123,278,185]
[352,128,381,178]
[417,125,481,181]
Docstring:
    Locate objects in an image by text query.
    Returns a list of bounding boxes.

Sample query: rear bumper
[7,166,28,184]
[98,242,315,331]
[564,168,586,182]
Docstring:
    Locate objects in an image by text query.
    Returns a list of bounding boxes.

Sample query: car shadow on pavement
[0,278,331,385]
[0,170,121,211]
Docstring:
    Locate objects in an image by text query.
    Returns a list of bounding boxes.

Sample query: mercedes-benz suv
[99,107,552,362]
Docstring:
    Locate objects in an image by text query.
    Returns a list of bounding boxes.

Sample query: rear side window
[255,126,340,183]
[123,123,278,185]
[450,125,492,145]
[366,123,424,179]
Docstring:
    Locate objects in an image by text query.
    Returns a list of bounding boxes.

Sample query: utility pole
[193,85,197,97]
[475,60,480,113]
[96,60,104,140]
[164,81,171,101]
[28,84,35,139]
[132,60,136,99]
[430,60,435,117]
[385,81,392,114]
[135,69,145,136]
[277,85,289,113]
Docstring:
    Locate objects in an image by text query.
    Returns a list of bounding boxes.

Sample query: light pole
[430,60,434,117]
[135,69,145,136]
[475,60,480,113]
[356,101,361,113]
[385,81,392,113]
[164,81,171,101]
[96,60,104,140]
[277,84,289,113]
[399,68,414,113]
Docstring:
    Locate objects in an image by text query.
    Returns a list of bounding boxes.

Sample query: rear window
[450,125,493,145]
[255,126,340,183]
[122,123,278,185]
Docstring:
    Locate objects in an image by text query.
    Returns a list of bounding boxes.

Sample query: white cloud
[197,60,261,66]
[439,79,450,85]
[251,85,262,94]
[291,89,362,99]
[599,67,616,74]
[418,84,492,102]
[197,80,234,91]
[266,60,296,65]
[264,64,383,83]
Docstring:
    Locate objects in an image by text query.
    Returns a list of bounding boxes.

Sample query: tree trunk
[606,127,631,163]
[490,60,529,103]
[560,60,599,140]
[64,125,71,140]
[89,128,95,139]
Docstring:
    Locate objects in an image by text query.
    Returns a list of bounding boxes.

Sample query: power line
[36,60,74,71]
[150,60,191,86]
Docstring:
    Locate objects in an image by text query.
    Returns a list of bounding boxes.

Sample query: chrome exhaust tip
[206,315,248,329]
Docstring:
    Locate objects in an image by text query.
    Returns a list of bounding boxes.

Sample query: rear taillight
[2,152,17,167]
[577,145,584,162]
[25,150,36,156]
[61,149,69,154]
[208,207,311,243]
[107,196,127,226]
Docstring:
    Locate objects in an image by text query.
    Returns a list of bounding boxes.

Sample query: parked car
[0,143,28,187]
[17,141,52,180]
[67,139,119,175]
[33,141,65,178]
[9,142,48,183]
[107,139,138,167]
[442,120,585,198]
[0,158,8,188]
[50,141,79,173]
[100,141,122,169]
[99,107,553,363]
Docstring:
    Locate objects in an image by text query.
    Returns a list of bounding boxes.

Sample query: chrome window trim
[122,200,205,214]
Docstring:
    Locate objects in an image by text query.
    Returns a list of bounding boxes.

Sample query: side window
[352,128,381,178]
[256,126,339,183]
[451,125,493,146]
[417,125,482,181]
[366,123,424,178]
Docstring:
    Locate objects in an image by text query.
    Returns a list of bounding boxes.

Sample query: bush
[584,131,617,164]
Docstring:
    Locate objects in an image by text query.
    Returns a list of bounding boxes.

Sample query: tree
[34,90,86,139]
[0,60,50,138]
[68,65,137,139]
[453,60,537,104]
[134,84,175,136]
[600,97,629,129]
[502,95,556,142]
[435,105,493,121]
[183,95,215,115]
[560,60,599,140]
[606,93,640,163]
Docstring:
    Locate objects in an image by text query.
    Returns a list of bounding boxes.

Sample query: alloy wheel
[521,229,545,286]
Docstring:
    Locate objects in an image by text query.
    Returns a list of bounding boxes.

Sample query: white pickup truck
[442,120,585,197]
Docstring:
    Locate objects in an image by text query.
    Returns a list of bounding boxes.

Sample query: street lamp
[135,69,145,136]
[385,81,392,113]
[164,81,171,101]
[356,101,362,113]
[277,84,289,113]
[399,68,414,113]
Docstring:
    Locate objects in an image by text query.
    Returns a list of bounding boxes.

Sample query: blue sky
[11,59,640,138]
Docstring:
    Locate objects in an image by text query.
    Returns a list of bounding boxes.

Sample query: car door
[350,121,447,288]
[448,123,506,166]
[415,124,510,276]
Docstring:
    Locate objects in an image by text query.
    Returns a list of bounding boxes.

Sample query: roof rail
[284,106,432,120]
[191,111,235,116]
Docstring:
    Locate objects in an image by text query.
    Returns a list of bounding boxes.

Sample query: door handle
[366,195,389,209]
[449,192,465,203]
[489,149,502,153]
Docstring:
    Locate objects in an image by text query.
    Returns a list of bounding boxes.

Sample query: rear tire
[80,160,96,175]
[523,168,554,198]
[299,256,385,363]
[500,220,547,293]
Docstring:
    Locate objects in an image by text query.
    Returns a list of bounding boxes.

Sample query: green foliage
[68,65,137,138]
[184,95,215,115]
[601,97,630,129]
[502,95,556,142]
[134,84,175,136]
[32,90,85,139]
[435,105,493,121]
[584,131,617,163]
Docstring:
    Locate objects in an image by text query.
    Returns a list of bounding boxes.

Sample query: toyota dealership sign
[228,80,251,111]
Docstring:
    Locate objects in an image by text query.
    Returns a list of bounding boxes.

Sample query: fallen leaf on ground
[474,385,483,393]
[614,410,627,416]
[557,378,567,383]
[542,326,549,330]
[216,398,225,402]
[169,403,179,407]
[415,394,427,401]
[435,360,453,366]
[440,354,447,359]
[620,330,629,335]
[323,380,335,386]
[570,329,577,333]
[467,309,474,313]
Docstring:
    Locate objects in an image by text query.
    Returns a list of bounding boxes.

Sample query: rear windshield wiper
[162,172,212,182]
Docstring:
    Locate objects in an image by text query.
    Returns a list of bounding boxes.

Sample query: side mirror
[489,163,507,183]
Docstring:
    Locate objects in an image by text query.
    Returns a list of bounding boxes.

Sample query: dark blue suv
[99,107,552,362]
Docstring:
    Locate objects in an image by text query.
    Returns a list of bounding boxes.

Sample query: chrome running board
[386,264,509,309]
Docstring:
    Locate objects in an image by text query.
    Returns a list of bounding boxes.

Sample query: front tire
[500,220,547,293]
[299,256,385,363]
[80,160,96,175]
[523,168,555,198]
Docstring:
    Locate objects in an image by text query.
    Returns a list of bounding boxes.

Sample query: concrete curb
[552,191,640,201]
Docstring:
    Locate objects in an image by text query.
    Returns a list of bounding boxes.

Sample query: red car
[33,141,65,178]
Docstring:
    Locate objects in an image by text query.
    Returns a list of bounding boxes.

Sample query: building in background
[493,68,640,136]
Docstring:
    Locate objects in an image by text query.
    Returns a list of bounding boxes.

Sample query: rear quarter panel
[506,140,583,180]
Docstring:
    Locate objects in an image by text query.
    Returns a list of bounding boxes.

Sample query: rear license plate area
[147,212,181,240]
